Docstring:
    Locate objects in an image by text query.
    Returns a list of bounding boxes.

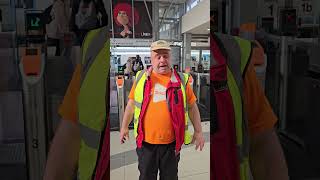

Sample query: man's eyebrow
[157,52,169,55]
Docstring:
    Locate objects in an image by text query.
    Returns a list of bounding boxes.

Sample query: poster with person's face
[112,0,153,38]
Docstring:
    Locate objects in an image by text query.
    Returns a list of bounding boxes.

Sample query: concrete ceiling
[187,21,210,35]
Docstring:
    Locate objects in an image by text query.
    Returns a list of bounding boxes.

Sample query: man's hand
[44,119,80,180]
[120,99,135,144]
[250,129,289,180]
[120,127,129,144]
[188,102,205,151]
[191,131,205,151]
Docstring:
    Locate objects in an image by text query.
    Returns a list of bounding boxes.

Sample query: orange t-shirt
[58,64,81,123]
[128,71,197,144]
[58,62,277,138]
[243,62,278,136]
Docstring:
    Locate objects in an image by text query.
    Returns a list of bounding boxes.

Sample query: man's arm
[44,120,80,180]
[119,99,135,143]
[188,102,205,151]
[250,128,289,180]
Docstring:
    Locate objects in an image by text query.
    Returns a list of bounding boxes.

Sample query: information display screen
[26,13,44,31]
[118,65,125,74]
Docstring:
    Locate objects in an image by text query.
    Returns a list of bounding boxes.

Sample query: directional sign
[31,17,40,27]
[118,65,125,75]
[292,0,317,27]
[26,12,44,31]
[293,0,313,16]
[260,0,280,17]
[259,0,282,29]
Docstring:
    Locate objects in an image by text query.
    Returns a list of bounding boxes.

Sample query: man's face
[151,49,171,74]
[117,11,129,25]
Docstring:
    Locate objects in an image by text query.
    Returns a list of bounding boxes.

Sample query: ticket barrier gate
[190,72,200,103]
[115,75,135,130]
[189,72,210,121]
[116,75,125,130]
[261,33,320,178]
[19,46,48,180]
[190,73,210,104]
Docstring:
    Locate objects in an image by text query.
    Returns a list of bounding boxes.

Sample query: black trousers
[136,141,180,180]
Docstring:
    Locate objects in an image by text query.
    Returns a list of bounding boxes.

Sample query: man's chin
[157,68,170,74]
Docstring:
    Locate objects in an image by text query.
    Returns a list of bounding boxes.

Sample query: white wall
[181,0,210,33]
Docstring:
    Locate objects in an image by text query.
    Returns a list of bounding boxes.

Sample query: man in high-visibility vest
[211,32,289,180]
[120,40,205,180]
[44,0,110,179]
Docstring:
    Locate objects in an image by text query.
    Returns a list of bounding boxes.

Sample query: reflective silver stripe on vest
[177,72,186,88]
[134,101,142,108]
[81,26,109,84]
[79,123,101,149]
[135,69,146,85]
[215,33,242,90]
[237,145,245,162]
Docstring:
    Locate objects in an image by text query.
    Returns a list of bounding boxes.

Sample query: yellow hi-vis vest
[213,33,252,180]
[77,26,109,180]
[133,70,193,145]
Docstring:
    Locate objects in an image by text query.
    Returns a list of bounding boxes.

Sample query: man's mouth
[159,65,168,68]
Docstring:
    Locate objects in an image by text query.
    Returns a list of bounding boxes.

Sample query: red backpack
[210,34,240,180]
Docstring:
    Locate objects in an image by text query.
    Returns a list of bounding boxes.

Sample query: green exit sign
[31,17,40,27]
[26,13,43,31]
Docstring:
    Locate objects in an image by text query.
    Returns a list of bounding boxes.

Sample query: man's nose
[159,56,167,63]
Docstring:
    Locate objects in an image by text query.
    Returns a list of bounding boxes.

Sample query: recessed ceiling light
[207,28,210,31]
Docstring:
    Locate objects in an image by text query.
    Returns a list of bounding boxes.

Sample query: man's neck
[153,69,172,76]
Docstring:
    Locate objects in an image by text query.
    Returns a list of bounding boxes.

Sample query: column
[153,0,160,40]
[182,33,192,71]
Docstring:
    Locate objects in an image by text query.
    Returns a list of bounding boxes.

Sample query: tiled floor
[110,122,210,180]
